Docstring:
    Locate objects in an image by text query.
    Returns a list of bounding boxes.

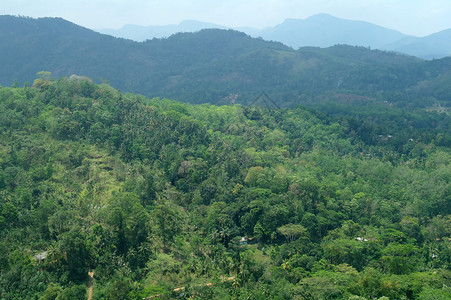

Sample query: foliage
[2,16,451,111]
[0,76,449,299]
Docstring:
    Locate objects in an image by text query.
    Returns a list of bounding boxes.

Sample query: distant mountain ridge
[99,20,228,41]
[1,15,451,109]
[256,14,407,49]
[97,13,451,59]
[383,28,451,59]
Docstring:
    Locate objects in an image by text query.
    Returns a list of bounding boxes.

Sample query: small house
[33,251,48,263]
[239,237,248,246]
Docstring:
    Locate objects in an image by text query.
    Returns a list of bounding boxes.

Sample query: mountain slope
[384,28,451,59]
[97,13,410,49]
[98,14,451,60]
[258,14,409,49]
[97,14,410,50]
[1,15,451,108]
[0,15,145,86]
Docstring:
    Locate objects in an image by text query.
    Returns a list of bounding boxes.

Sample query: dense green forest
[0,75,450,299]
[2,16,451,110]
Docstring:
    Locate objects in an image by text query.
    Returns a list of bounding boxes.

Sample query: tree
[103,192,149,254]
[151,204,181,252]
[55,285,86,300]
[57,229,91,282]
[277,224,308,242]
[400,216,423,243]
[294,276,343,299]
[33,71,54,89]
[39,283,61,300]
[322,238,370,271]
[380,243,419,275]
[301,212,318,240]
[206,201,238,246]
[358,267,383,299]
[418,288,451,300]
[104,278,132,300]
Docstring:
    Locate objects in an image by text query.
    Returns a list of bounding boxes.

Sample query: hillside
[98,14,408,49]
[0,75,450,299]
[383,28,451,59]
[1,15,451,109]
[0,16,144,87]
[257,14,408,49]
[98,14,451,59]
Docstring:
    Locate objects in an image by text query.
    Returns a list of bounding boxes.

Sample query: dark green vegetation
[1,16,451,109]
[0,75,450,299]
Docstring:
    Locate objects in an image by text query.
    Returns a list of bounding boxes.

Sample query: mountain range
[1,15,451,109]
[98,13,451,59]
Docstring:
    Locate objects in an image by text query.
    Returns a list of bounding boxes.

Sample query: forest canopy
[0,75,450,299]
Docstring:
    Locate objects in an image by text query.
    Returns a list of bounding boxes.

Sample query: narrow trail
[88,271,94,300]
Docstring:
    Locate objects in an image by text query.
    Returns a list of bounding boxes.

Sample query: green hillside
[0,75,450,299]
[1,16,451,109]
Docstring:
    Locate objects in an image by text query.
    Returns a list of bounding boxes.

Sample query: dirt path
[88,271,94,300]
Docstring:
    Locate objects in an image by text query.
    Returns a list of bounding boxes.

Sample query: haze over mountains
[1,15,451,109]
[99,20,228,42]
[98,13,451,59]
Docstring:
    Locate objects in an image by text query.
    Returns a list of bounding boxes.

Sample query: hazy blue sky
[2,0,451,36]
